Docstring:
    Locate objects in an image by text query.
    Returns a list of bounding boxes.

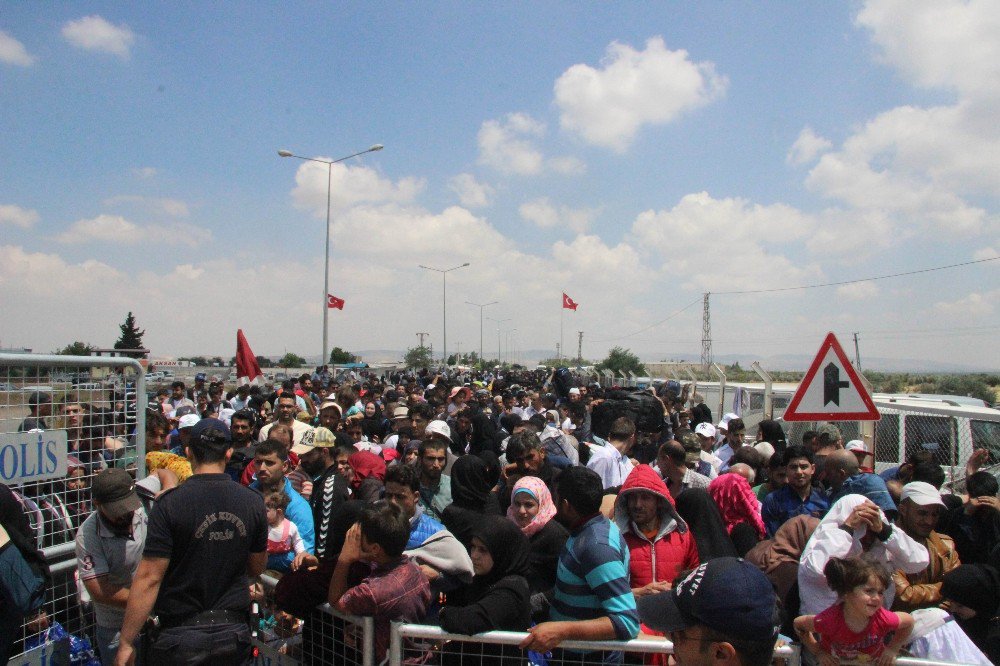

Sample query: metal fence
[1,352,145,663]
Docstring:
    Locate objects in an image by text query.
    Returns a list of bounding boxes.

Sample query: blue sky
[1,2,997,368]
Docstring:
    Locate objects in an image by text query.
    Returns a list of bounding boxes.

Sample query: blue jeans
[95,625,142,665]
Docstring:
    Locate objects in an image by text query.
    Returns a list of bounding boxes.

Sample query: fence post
[362,616,375,666]
[388,621,403,666]
[711,363,727,420]
[751,361,773,420]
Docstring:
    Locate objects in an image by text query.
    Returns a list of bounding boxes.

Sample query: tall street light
[278,143,384,366]
[487,316,511,366]
[465,300,498,367]
[419,262,470,366]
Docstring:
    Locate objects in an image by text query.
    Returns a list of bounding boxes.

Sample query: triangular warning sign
[783,332,880,422]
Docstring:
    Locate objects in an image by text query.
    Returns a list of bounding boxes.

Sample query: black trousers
[146,622,252,666]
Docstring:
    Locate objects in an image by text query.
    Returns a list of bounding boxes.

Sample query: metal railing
[2,352,145,663]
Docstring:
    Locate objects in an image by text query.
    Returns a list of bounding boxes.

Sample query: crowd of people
[2,366,1000,666]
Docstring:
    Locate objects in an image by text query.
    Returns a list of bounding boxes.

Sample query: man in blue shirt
[520,466,639,665]
[249,438,314,570]
[761,445,830,537]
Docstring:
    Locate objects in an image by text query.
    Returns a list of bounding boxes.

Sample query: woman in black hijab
[941,564,1000,664]
[756,419,787,457]
[439,516,531,666]
[441,454,501,546]
[673,488,738,561]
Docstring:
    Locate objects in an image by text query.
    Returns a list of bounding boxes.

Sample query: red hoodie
[613,464,699,589]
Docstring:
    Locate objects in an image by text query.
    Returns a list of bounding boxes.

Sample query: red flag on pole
[327,294,345,310]
[562,292,578,311]
[235,329,264,386]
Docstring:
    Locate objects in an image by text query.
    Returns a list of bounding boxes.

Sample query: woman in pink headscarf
[506,476,568,598]
[708,473,767,557]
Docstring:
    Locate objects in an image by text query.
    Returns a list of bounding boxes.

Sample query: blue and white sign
[0,430,68,484]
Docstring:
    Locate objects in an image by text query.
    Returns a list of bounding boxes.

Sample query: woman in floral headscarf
[506,476,568,597]
[708,473,767,556]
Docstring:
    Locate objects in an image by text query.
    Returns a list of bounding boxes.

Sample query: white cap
[901,481,946,507]
[178,414,200,429]
[754,441,776,459]
[694,422,717,439]
[568,387,581,395]
[718,412,739,430]
[426,383,436,391]
[424,420,451,440]
[845,439,869,454]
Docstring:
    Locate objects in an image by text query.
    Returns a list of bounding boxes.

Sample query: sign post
[783,332,879,422]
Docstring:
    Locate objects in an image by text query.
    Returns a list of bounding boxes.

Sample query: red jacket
[613,464,699,589]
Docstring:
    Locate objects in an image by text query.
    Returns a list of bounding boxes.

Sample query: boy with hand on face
[328,502,431,662]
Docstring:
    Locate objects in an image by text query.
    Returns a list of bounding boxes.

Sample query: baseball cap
[190,417,231,442]
[845,440,869,454]
[195,372,207,381]
[426,383,436,391]
[291,426,325,455]
[392,406,410,420]
[425,420,451,440]
[718,413,738,430]
[174,405,196,417]
[694,422,716,439]
[178,414,200,429]
[638,557,779,643]
[901,481,947,507]
[91,468,142,520]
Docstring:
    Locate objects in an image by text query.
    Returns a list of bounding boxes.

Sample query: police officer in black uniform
[115,418,267,665]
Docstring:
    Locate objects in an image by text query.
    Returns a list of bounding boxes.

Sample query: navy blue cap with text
[637,557,779,643]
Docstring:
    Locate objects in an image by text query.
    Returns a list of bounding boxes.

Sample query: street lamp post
[278,144,383,365]
[465,300,497,368]
[487,316,511,366]
[419,262,470,366]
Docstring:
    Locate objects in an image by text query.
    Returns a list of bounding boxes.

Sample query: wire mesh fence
[1,352,145,663]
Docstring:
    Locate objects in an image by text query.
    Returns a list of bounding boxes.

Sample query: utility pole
[577,331,583,363]
[416,332,429,348]
[556,342,561,361]
[700,292,712,372]
[853,332,862,370]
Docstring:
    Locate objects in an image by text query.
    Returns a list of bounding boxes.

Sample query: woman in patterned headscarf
[708,473,767,556]
[506,476,568,597]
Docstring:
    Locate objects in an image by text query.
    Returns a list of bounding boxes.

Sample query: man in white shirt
[259,393,314,447]
[586,416,636,490]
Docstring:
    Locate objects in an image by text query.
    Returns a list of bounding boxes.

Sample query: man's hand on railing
[519,621,567,653]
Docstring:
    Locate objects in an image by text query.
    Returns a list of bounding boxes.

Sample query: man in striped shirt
[520,466,640,665]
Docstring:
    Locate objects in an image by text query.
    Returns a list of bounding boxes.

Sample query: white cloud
[836,281,878,301]
[630,192,822,291]
[931,290,999,318]
[0,246,122,300]
[476,113,584,176]
[519,198,597,234]
[477,113,546,175]
[787,127,832,166]
[554,36,727,151]
[0,29,35,66]
[55,214,210,246]
[448,173,495,208]
[857,0,1000,101]
[61,15,135,58]
[132,167,158,180]
[289,161,423,217]
[973,247,999,261]
[0,204,39,228]
[551,235,646,285]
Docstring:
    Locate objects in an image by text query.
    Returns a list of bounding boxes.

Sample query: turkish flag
[562,292,578,311]
[327,294,345,310]
[235,329,264,386]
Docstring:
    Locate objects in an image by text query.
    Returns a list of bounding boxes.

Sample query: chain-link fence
[1,352,145,663]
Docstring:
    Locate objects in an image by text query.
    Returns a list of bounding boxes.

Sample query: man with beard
[892,481,960,612]
[259,393,314,447]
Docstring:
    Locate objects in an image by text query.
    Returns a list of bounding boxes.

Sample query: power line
[712,256,1000,295]
[591,297,702,343]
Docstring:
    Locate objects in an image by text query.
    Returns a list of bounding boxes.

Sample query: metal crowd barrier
[388,623,801,666]
[2,352,145,664]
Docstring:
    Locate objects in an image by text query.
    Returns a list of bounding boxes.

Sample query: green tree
[114,311,147,358]
[932,375,994,404]
[279,352,306,368]
[180,356,209,366]
[256,355,273,369]
[329,347,358,364]
[56,341,96,356]
[596,346,646,376]
[404,345,435,369]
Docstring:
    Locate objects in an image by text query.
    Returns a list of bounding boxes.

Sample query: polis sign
[0,430,68,484]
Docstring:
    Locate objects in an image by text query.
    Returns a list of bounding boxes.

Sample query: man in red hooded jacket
[613,464,699,598]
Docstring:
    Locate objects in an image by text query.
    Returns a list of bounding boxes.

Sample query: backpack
[552,367,574,399]
[591,390,665,438]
